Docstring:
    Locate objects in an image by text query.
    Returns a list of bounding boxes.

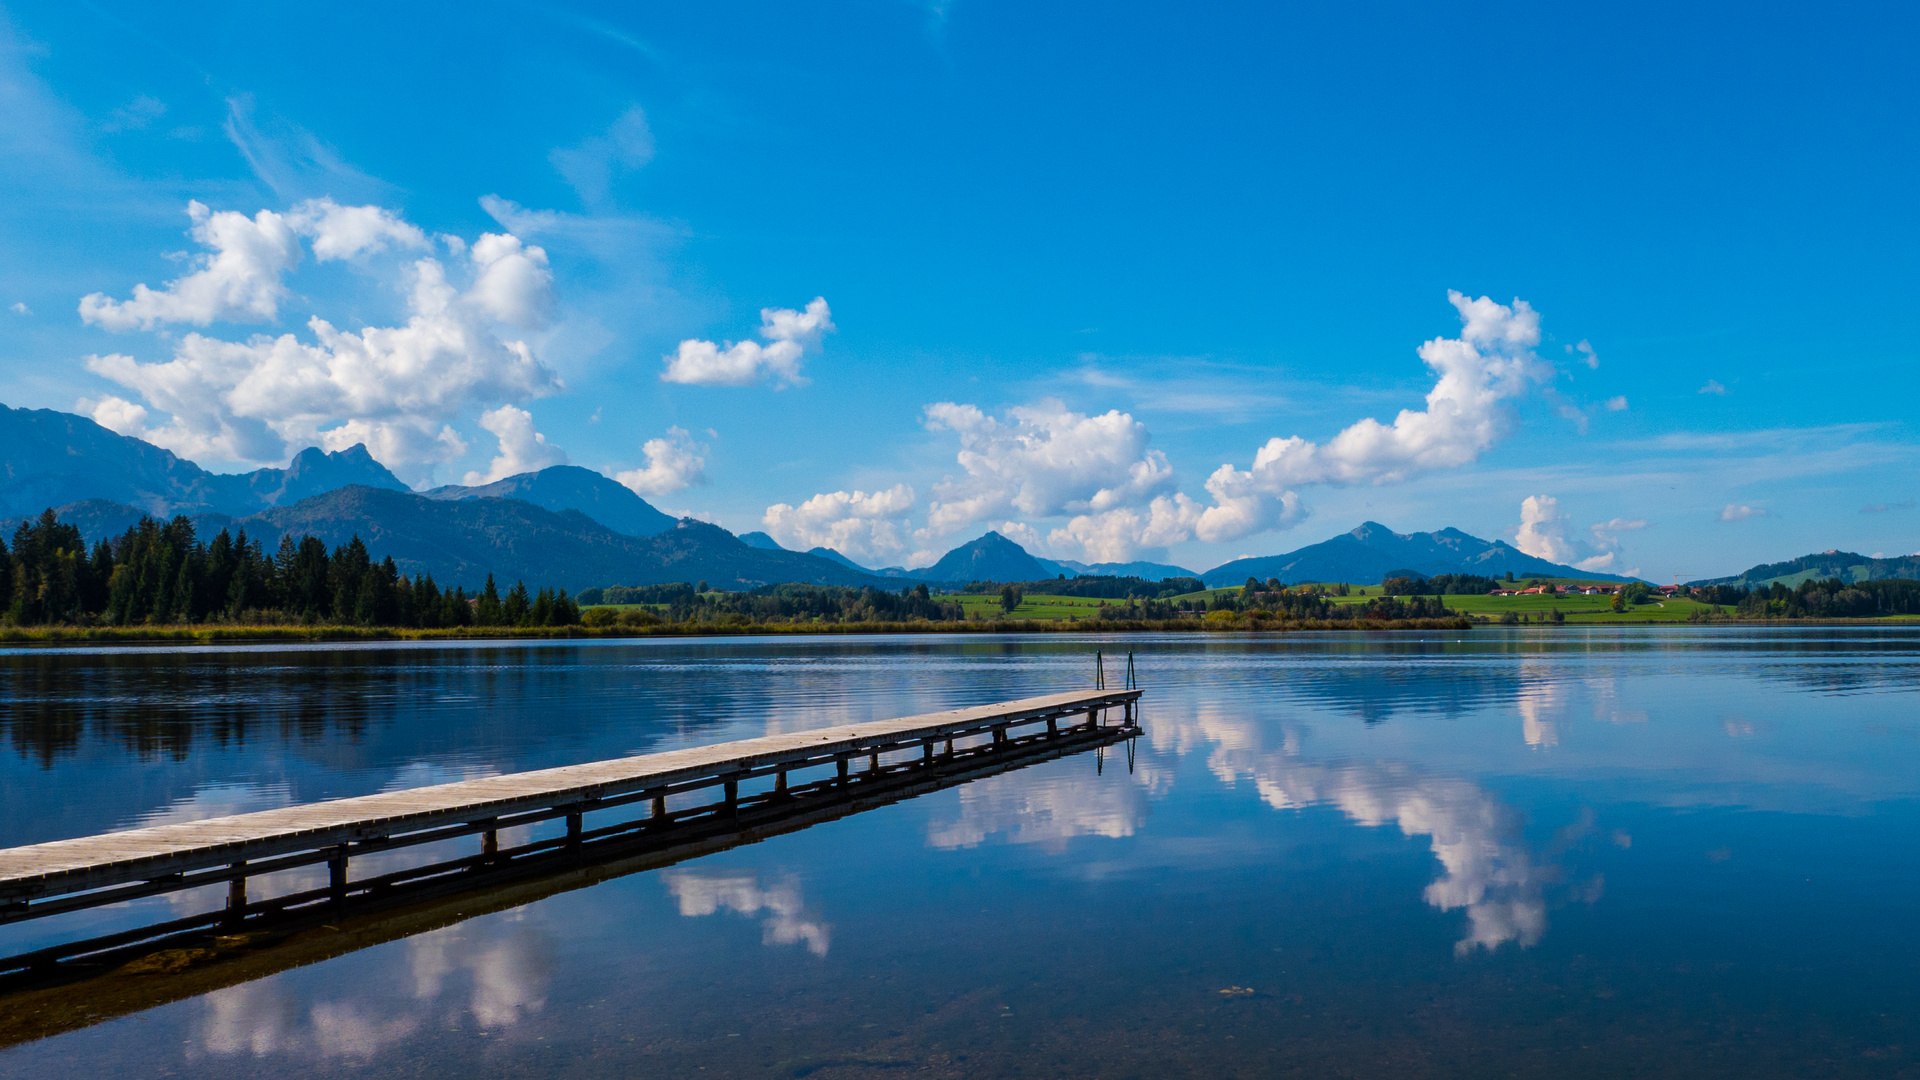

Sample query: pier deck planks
[0,688,1139,905]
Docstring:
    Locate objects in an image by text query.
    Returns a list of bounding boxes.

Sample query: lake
[1,627,1917,1078]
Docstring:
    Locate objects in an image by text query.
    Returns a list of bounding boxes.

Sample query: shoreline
[0,617,1469,646]
[0,615,1912,648]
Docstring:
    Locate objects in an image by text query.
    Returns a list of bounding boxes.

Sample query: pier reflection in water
[0,629,1918,1077]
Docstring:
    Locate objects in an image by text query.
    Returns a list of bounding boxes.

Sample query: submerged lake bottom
[0,628,1916,1078]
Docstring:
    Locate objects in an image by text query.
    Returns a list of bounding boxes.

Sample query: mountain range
[0,401,1718,593]
[0,403,408,518]
[1199,521,1637,586]
[192,486,885,592]
[748,532,1200,582]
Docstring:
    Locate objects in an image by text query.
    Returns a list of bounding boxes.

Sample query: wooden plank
[0,689,1138,902]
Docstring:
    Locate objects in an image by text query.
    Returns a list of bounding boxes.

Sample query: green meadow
[952,594,1116,620]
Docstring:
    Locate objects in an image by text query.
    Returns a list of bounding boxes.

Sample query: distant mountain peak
[422,464,675,537]
[247,443,409,506]
[807,546,869,571]
[917,530,1052,583]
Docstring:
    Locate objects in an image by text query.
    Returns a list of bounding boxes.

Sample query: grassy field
[1436,592,1715,622]
[953,594,1117,620]
[1162,584,1717,622]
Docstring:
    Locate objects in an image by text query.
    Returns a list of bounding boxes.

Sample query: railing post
[1096,650,1105,689]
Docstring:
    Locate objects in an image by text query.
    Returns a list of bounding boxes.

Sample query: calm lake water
[1,628,1918,1078]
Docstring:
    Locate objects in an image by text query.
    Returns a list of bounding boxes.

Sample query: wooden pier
[0,687,1141,976]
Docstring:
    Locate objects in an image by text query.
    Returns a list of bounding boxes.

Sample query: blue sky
[1,1,1915,580]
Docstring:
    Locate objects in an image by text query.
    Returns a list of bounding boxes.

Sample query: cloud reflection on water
[926,771,1152,852]
[192,914,553,1060]
[1151,705,1591,955]
[665,870,832,956]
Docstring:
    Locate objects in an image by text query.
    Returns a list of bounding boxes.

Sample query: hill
[807,547,871,571]
[1,499,151,546]
[1051,558,1198,579]
[739,531,784,550]
[915,531,1054,583]
[422,465,674,537]
[0,403,408,518]
[1687,550,1920,589]
[1201,521,1639,586]
[197,486,889,592]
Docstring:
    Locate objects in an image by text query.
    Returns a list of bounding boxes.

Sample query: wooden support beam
[225,862,247,922]
[327,847,348,904]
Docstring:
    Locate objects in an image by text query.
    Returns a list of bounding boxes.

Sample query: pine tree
[476,574,505,625]
[505,580,532,625]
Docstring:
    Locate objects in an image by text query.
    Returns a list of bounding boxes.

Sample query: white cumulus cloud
[1514,495,1638,572]
[463,405,567,485]
[921,400,1177,539]
[466,232,553,328]
[1049,494,1206,563]
[661,297,832,387]
[1196,291,1555,542]
[285,197,430,262]
[1720,503,1765,521]
[1604,395,1628,411]
[763,483,916,564]
[80,203,563,481]
[1515,495,1580,564]
[79,200,301,331]
[615,426,708,497]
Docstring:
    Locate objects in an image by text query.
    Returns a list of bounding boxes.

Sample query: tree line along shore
[1,508,1914,642]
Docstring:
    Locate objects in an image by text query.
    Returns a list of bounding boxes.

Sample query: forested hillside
[1,509,579,628]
